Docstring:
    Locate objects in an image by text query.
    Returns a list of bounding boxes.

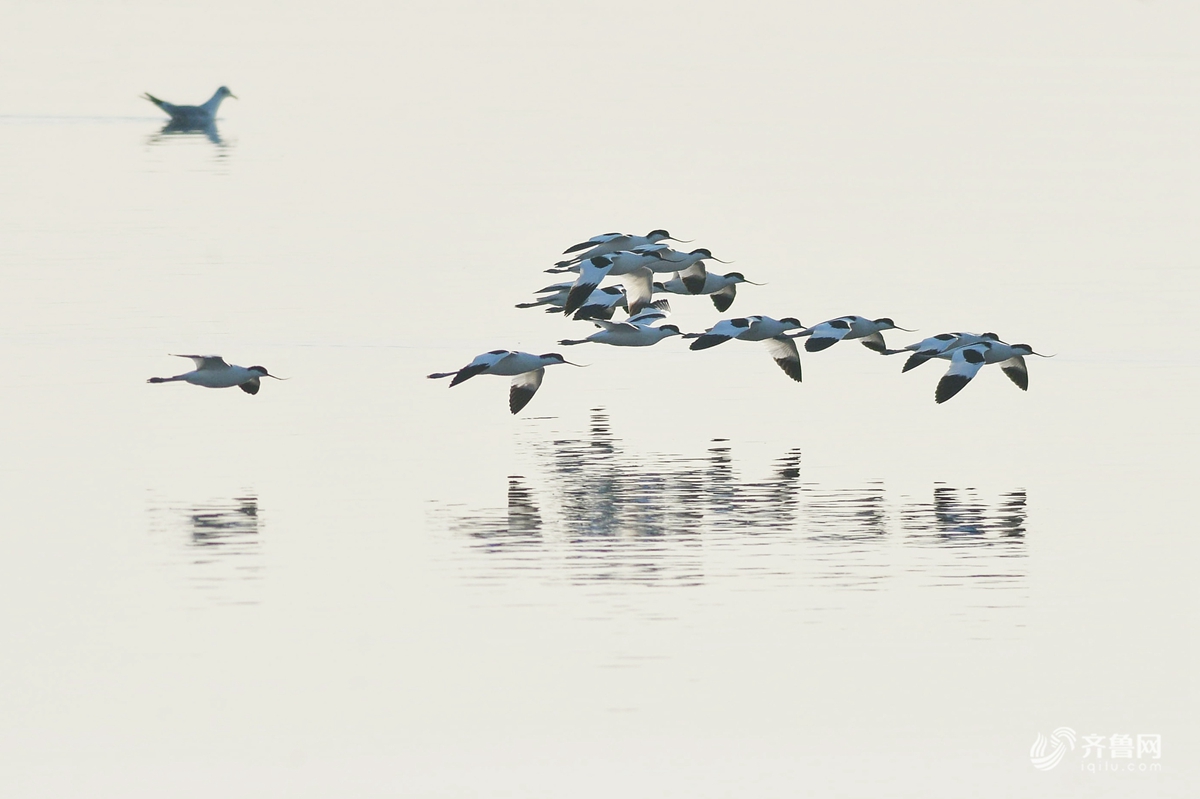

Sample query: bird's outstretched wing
[935,347,987,403]
[764,336,802,382]
[509,368,545,414]
[689,317,752,350]
[999,355,1029,391]
[563,233,624,254]
[171,354,228,370]
[803,319,853,352]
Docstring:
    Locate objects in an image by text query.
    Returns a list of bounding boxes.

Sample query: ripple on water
[148,493,263,606]
[430,410,1029,614]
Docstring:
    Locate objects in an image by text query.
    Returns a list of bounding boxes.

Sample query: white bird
[427,350,583,414]
[687,316,806,382]
[560,250,672,318]
[795,316,914,354]
[643,247,731,294]
[514,281,577,310]
[147,355,284,395]
[142,86,237,126]
[655,270,762,312]
[556,229,681,267]
[558,308,682,347]
[889,332,999,372]
[569,286,670,321]
[517,283,669,321]
[934,341,1051,404]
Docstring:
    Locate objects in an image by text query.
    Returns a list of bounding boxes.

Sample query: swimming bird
[934,341,1051,403]
[795,316,914,354]
[556,230,681,267]
[687,316,806,381]
[889,332,999,372]
[558,309,683,347]
[142,86,237,126]
[655,271,762,312]
[146,355,284,395]
[427,350,582,414]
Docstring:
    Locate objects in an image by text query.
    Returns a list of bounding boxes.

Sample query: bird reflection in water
[902,485,1028,542]
[179,495,263,603]
[146,119,230,150]
[437,410,1029,591]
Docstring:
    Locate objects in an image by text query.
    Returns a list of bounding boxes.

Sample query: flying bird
[147,355,284,395]
[427,350,582,414]
[556,229,681,267]
[558,309,683,347]
[888,332,999,372]
[655,270,762,312]
[795,316,913,354]
[933,341,1052,403]
[687,316,806,381]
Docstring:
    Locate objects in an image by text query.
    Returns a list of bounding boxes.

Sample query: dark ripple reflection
[150,494,263,604]
[145,119,232,152]
[433,411,1030,596]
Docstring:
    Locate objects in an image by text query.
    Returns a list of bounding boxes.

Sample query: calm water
[0,2,1194,796]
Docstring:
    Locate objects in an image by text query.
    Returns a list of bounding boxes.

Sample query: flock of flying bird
[135,92,1047,412]
[426,230,1050,413]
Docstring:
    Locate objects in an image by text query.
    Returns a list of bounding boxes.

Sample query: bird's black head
[660,325,682,334]
[690,248,713,257]
[725,272,745,280]
[248,365,270,375]
[983,332,1000,340]
[874,317,895,327]
[648,229,671,239]
[540,353,567,363]
[781,317,802,326]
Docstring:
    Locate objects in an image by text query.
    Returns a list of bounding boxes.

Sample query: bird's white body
[517,283,626,315]
[656,271,746,295]
[696,315,805,344]
[445,350,558,378]
[798,315,912,354]
[893,331,999,372]
[147,355,280,395]
[656,270,760,311]
[560,309,682,348]
[557,229,676,265]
